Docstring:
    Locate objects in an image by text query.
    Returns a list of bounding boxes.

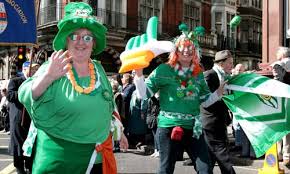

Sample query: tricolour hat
[214,50,232,62]
[53,2,107,55]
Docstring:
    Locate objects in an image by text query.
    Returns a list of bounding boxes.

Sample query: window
[226,0,236,6]
[183,2,200,30]
[139,0,160,31]
[105,0,123,28]
[253,21,262,45]
[215,12,222,34]
[38,0,57,25]
[238,0,249,6]
[252,0,261,9]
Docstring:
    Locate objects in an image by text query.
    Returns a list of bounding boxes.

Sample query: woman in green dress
[18,2,128,174]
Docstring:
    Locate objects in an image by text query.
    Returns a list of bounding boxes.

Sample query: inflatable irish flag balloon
[119,16,175,73]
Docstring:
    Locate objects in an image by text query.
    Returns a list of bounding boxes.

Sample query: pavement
[1,126,290,174]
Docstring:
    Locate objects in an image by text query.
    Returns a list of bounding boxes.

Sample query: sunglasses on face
[69,34,94,43]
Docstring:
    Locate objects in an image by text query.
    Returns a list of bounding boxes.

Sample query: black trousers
[204,129,236,174]
[91,163,103,174]
[14,155,32,173]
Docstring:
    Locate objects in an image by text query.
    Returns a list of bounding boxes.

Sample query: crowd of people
[1,2,290,174]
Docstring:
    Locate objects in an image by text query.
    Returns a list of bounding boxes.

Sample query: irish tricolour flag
[223,72,290,157]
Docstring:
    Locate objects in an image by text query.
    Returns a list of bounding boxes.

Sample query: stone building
[0,0,263,79]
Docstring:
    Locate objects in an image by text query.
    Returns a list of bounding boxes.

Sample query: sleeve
[18,61,56,126]
[145,68,161,95]
[115,94,123,115]
[198,73,211,103]
[199,72,221,108]
[140,98,148,114]
[133,66,162,99]
[7,78,20,104]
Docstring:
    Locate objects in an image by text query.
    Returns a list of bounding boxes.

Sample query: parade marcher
[8,62,39,174]
[201,50,236,174]
[129,24,225,174]
[18,2,128,174]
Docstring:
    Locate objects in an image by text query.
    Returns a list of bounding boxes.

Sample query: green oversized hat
[53,2,107,55]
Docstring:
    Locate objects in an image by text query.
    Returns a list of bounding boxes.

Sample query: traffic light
[17,46,26,60]
[17,46,26,70]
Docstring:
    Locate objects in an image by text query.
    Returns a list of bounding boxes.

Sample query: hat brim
[214,57,228,62]
[53,19,107,55]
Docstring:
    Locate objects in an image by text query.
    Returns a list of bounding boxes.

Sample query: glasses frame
[68,34,94,43]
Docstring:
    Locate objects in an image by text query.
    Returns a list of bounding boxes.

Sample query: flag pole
[21,0,41,127]
[28,0,41,77]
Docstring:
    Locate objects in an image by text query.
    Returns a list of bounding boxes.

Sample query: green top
[18,60,114,144]
[145,64,210,129]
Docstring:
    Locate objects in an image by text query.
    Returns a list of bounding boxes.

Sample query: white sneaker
[154,151,159,158]
[150,152,157,157]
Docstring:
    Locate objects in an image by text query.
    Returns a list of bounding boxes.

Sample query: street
[0,132,12,174]
[0,131,289,174]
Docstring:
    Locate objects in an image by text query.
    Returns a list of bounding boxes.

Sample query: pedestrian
[18,2,128,174]
[0,88,9,134]
[272,46,290,167]
[132,27,225,174]
[146,94,160,158]
[121,73,135,144]
[7,61,39,174]
[201,50,236,174]
[111,79,124,152]
[231,64,244,150]
[128,90,148,149]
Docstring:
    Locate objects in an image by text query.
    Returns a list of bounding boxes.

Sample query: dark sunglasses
[69,34,94,43]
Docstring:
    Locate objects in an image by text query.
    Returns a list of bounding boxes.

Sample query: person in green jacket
[18,2,128,174]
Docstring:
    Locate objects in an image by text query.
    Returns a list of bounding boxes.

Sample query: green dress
[18,60,114,173]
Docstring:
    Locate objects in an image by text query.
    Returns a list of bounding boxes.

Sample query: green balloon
[179,23,188,32]
[230,15,241,29]
[194,26,205,37]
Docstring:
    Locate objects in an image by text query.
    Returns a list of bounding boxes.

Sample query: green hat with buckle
[53,2,107,55]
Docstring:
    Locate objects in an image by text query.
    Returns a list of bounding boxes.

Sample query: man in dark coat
[201,50,235,174]
[7,62,39,174]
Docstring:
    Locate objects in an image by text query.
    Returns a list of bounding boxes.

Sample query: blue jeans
[157,127,212,174]
[152,128,160,151]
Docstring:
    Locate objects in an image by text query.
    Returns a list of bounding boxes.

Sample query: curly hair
[167,47,202,76]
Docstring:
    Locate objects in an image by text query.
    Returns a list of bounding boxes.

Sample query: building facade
[236,0,262,70]
[0,0,263,79]
[259,0,290,75]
